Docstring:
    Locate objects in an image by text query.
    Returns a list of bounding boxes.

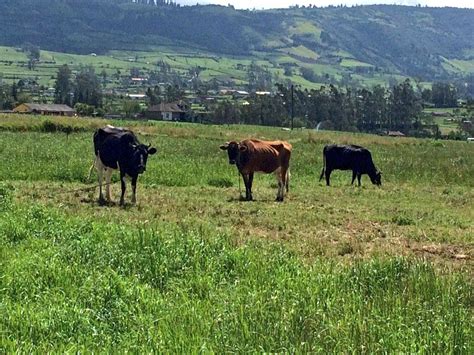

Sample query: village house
[13,103,75,116]
[387,130,405,137]
[144,102,187,121]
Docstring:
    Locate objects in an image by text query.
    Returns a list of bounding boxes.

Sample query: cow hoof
[98,198,106,206]
[275,197,284,202]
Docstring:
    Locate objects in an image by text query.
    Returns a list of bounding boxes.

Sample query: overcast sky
[176,1,474,9]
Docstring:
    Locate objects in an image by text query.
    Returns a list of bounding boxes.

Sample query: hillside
[0,0,472,82]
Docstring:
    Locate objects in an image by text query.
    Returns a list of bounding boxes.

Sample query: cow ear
[239,145,247,152]
[220,143,229,150]
[148,147,157,155]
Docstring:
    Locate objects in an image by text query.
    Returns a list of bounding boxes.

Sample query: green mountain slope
[0,1,472,81]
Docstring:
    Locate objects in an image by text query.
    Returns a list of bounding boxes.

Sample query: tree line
[0,64,471,139]
[209,80,465,137]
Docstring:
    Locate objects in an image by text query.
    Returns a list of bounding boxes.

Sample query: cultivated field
[1,115,473,352]
[0,45,403,89]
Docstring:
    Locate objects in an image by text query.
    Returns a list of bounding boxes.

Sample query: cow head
[129,143,157,174]
[371,171,382,185]
[220,141,247,165]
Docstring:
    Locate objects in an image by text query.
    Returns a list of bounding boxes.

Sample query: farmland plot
[0,115,473,352]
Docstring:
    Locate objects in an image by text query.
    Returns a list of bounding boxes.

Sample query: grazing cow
[91,125,157,205]
[319,144,381,186]
[220,139,292,201]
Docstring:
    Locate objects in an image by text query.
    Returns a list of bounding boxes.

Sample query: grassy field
[0,45,414,90]
[1,115,473,352]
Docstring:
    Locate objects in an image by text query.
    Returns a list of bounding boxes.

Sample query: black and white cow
[319,144,381,186]
[91,125,157,205]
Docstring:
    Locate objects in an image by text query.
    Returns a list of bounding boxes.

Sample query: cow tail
[319,150,326,181]
[88,156,97,181]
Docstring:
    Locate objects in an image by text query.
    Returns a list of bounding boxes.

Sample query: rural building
[13,103,75,116]
[144,102,187,121]
[387,130,405,137]
[127,94,147,100]
[232,90,250,99]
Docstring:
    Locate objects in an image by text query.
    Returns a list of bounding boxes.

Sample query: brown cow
[220,139,292,201]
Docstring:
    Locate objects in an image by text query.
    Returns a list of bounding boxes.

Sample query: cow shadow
[81,198,132,208]
[227,195,275,203]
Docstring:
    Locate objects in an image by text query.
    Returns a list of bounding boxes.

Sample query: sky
[176,1,474,10]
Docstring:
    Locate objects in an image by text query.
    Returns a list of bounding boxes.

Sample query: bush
[39,120,82,134]
[0,183,13,211]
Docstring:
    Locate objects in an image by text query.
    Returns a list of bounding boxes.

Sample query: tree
[165,84,184,102]
[73,66,102,107]
[247,62,273,91]
[54,65,72,106]
[432,82,457,108]
[23,44,40,70]
[300,67,318,83]
[146,86,161,106]
[74,103,95,116]
[122,99,141,118]
[212,100,240,124]
[0,84,15,109]
[389,79,422,131]
[356,85,387,132]
[10,82,18,101]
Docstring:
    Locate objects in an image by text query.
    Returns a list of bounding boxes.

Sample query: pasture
[1,115,473,352]
[0,45,403,90]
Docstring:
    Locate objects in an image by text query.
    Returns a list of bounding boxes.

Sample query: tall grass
[1,203,472,352]
[1,117,473,351]
[0,117,473,187]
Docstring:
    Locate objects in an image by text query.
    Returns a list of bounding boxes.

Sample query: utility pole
[290,84,294,130]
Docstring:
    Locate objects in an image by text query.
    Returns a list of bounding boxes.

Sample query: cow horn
[220,142,230,150]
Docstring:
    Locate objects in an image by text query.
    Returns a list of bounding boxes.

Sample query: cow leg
[319,167,325,182]
[280,167,289,201]
[351,170,357,185]
[105,168,113,201]
[357,173,362,187]
[286,169,290,193]
[96,160,105,204]
[275,167,284,202]
[325,169,332,186]
[119,172,127,206]
[248,173,254,201]
[131,176,138,204]
[241,173,252,201]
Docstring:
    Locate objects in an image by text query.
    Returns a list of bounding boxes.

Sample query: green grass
[340,59,374,68]
[278,45,319,61]
[0,44,450,90]
[1,115,473,352]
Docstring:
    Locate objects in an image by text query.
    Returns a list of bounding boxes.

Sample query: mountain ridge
[0,1,472,81]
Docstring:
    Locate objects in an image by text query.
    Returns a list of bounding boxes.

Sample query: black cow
[91,125,157,205]
[319,144,381,186]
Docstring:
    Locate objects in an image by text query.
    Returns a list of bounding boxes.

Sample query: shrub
[0,183,13,211]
